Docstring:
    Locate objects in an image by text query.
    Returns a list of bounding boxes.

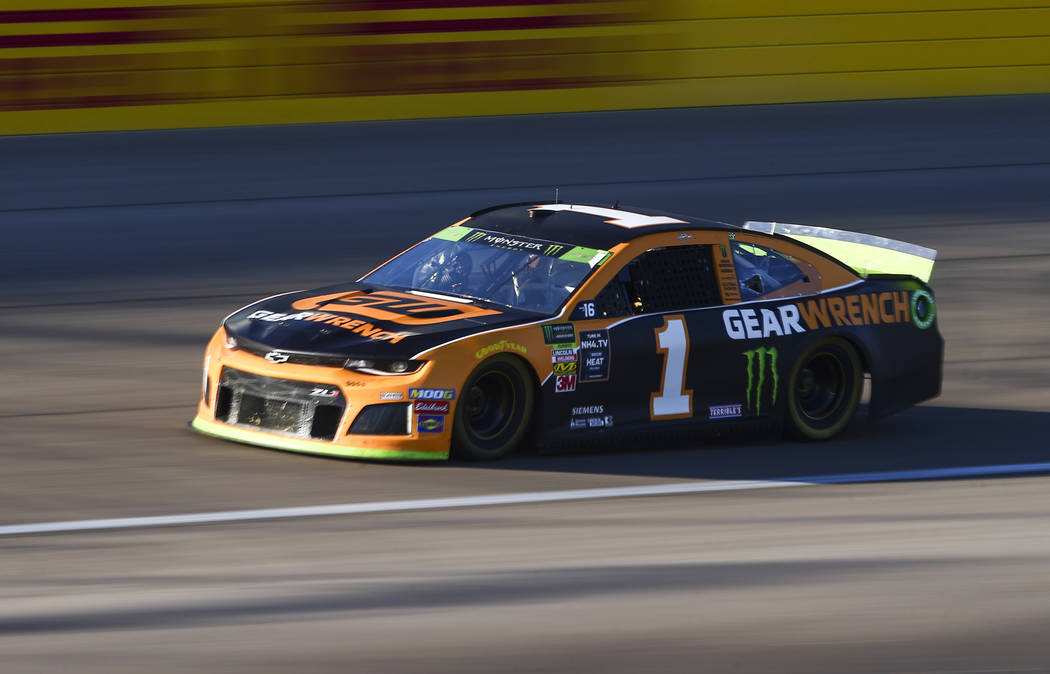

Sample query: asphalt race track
[3,95,1050,673]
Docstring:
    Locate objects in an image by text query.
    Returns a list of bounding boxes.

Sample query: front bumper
[191,330,451,461]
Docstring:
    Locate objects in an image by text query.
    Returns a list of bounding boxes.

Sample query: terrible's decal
[475,340,527,359]
[414,400,450,415]
[409,388,456,400]
[708,404,743,420]
[290,290,501,326]
[743,347,779,415]
[417,415,445,433]
[555,374,577,393]
[247,310,411,344]
[578,329,610,382]
[723,291,922,340]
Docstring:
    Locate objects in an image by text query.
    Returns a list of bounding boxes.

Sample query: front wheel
[786,338,863,441]
[452,355,534,460]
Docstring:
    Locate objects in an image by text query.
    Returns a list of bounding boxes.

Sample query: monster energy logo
[743,346,779,415]
[466,231,486,242]
[543,244,565,256]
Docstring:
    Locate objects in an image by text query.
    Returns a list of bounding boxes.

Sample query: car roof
[467,202,740,251]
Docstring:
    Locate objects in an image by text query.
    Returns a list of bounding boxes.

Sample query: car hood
[224,283,543,359]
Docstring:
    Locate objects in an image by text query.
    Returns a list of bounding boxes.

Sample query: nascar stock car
[191,202,942,461]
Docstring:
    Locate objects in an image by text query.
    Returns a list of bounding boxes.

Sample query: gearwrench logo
[743,346,779,415]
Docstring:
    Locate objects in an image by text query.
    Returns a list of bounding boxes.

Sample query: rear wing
[743,221,937,283]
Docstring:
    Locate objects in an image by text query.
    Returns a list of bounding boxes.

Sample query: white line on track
[3,461,1050,537]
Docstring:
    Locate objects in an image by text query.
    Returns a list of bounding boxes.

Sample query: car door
[548,235,742,437]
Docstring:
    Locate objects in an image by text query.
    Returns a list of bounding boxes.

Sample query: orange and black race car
[191,202,942,461]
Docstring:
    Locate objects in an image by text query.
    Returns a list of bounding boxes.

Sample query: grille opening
[348,403,411,436]
[215,367,346,441]
[311,404,343,441]
[215,385,233,420]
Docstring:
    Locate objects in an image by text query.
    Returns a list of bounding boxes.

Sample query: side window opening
[592,245,720,317]
[731,241,806,300]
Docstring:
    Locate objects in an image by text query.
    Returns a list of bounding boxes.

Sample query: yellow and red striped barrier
[2,0,1049,134]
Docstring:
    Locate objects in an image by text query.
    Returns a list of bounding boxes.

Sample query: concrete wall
[2,0,1049,134]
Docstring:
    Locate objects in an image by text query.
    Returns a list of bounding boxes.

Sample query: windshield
[361,226,611,314]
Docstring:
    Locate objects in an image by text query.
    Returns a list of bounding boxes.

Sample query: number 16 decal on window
[650,315,693,419]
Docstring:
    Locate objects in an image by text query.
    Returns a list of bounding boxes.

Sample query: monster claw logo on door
[743,346,779,415]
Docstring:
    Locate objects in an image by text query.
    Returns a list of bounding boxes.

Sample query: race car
[191,202,942,461]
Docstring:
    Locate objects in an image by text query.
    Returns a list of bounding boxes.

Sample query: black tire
[452,355,534,460]
[785,338,863,441]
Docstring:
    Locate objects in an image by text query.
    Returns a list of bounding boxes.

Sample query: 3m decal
[578,329,610,382]
[475,340,527,359]
[555,374,577,393]
[542,323,576,346]
[408,388,456,400]
[290,290,500,326]
[651,315,692,419]
[248,309,411,344]
[723,307,805,340]
[414,400,450,414]
[379,391,404,401]
[911,290,936,329]
[417,415,445,433]
[709,404,742,420]
[743,347,779,415]
[553,361,578,375]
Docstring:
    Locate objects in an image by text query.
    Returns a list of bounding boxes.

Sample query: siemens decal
[723,291,922,340]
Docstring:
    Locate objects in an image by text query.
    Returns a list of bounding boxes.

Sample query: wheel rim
[464,370,516,441]
[795,352,845,422]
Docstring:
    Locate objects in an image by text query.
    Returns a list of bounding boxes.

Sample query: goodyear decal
[475,340,527,359]
[724,290,930,340]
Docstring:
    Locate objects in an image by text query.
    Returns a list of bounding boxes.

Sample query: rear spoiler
[743,221,937,283]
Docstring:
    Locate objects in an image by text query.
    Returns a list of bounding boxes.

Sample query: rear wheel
[786,338,862,440]
[452,355,534,460]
